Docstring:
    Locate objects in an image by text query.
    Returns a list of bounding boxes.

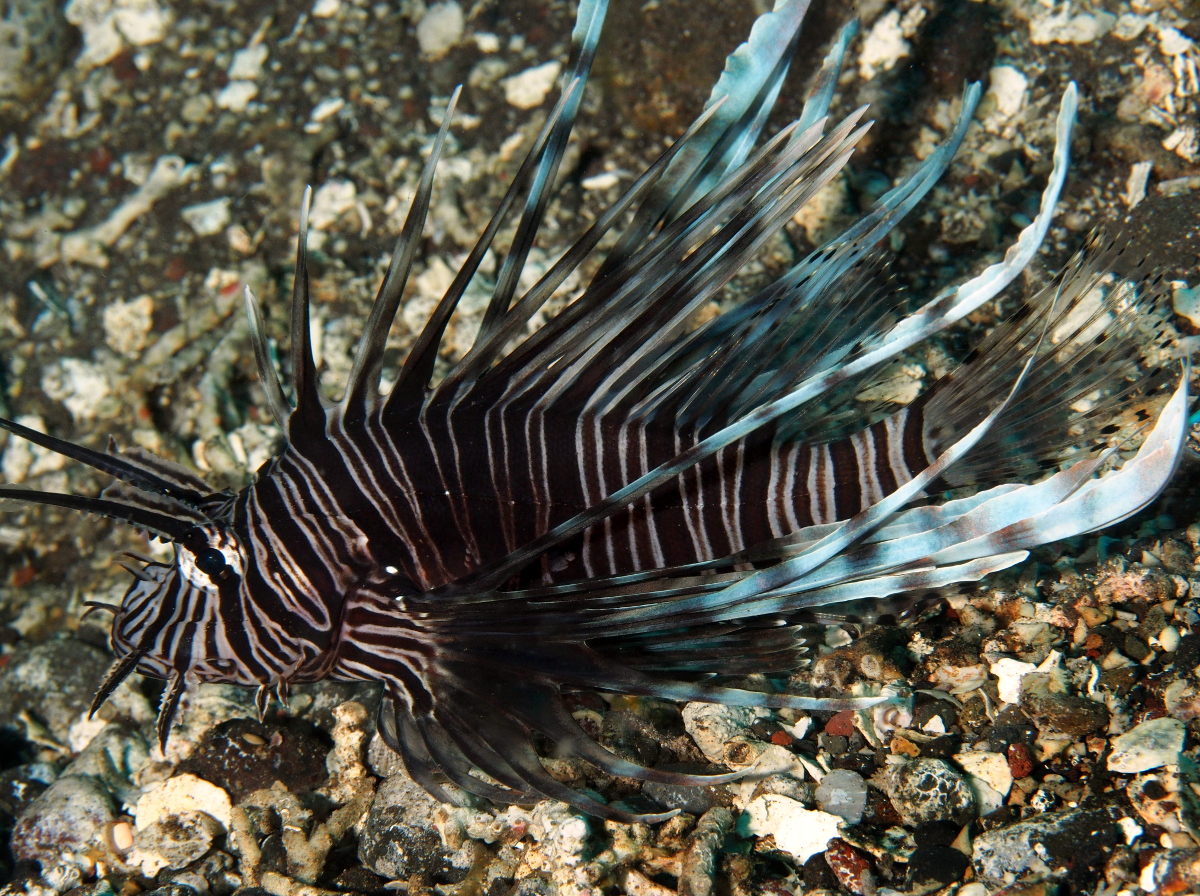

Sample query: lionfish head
[0,419,287,746]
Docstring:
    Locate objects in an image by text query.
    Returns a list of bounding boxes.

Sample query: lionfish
[0,0,1191,822]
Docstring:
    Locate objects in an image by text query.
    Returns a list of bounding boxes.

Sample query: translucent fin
[341,86,462,424]
[287,186,323,434]
[245,286,291,427]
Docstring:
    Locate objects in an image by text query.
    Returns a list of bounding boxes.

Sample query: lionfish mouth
[0,0,1193,823]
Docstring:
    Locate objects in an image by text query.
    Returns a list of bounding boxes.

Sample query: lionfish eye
[194,548,228,577]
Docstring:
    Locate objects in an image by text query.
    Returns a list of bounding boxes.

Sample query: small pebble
[824,837,872,895]
[416,1,464,58]
[110,820,134,852]
[814,769,869,823]
[502,61,563,110]
[1007,742,1034,778]
[888,759,975,827]
[824,710,856,737]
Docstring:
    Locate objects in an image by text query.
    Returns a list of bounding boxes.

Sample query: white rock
[41,359,112,423]
[1159,27,1195,57]
[310,96,345,124]
[986,65,1027,120]
[1124,161,1153,210]
[103,294,155,356]
[181,198,232,237]
[858,10,909,81]
[309,180,357,230]
[1,416,67,483]
[416,2,464,58]
[1030,10,1103,45]
[1108,717,1185,774]
[112,0,169,46]
[216,80,258,112]
[65,0,169,69]
[739,795,841,862]
[581,171,621,191]
[989,656,1037,705]
[955,750,1013,815]
[502,61,562,110]
[682,703,768,762]
[1113,13,1149,41]
[134,773,233,832]
[312,0,340,17]
[1118,815,1143,845]
[955,751,1013,796]
[228,43,268,81]
[474,32,501,53]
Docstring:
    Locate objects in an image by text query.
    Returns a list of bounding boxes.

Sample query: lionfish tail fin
[923,235,1179,488]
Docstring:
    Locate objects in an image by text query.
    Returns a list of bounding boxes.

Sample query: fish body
[0,0,1191,821]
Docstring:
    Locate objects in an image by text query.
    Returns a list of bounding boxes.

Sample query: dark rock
[1156,539,1194,575]
[600,710,662,768]
[1174,634,1200,673]
[912,733,961,759]
[1124,634,1152,663]
[972,806,1121,891]
[888,759,974,827]
[819,733,849,755]
[176,718,331,802]
[912,698,958,731]
[1021,694,1109,738]
[358,774,447,880]
[801,852,840,891]
[1099,666,1139,695]
[323,866,389,894]
[1138,605,1169,644]
[140,885,202,896]
[912,820,960,848]
[907,845,969,892]
[643,773,729,816]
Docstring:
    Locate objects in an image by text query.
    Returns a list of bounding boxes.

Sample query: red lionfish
[0,0,1192,821]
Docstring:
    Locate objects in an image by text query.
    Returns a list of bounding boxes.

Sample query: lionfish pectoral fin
[90,650,145,718]
[378,691,474,808]
[156,670,186,752]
